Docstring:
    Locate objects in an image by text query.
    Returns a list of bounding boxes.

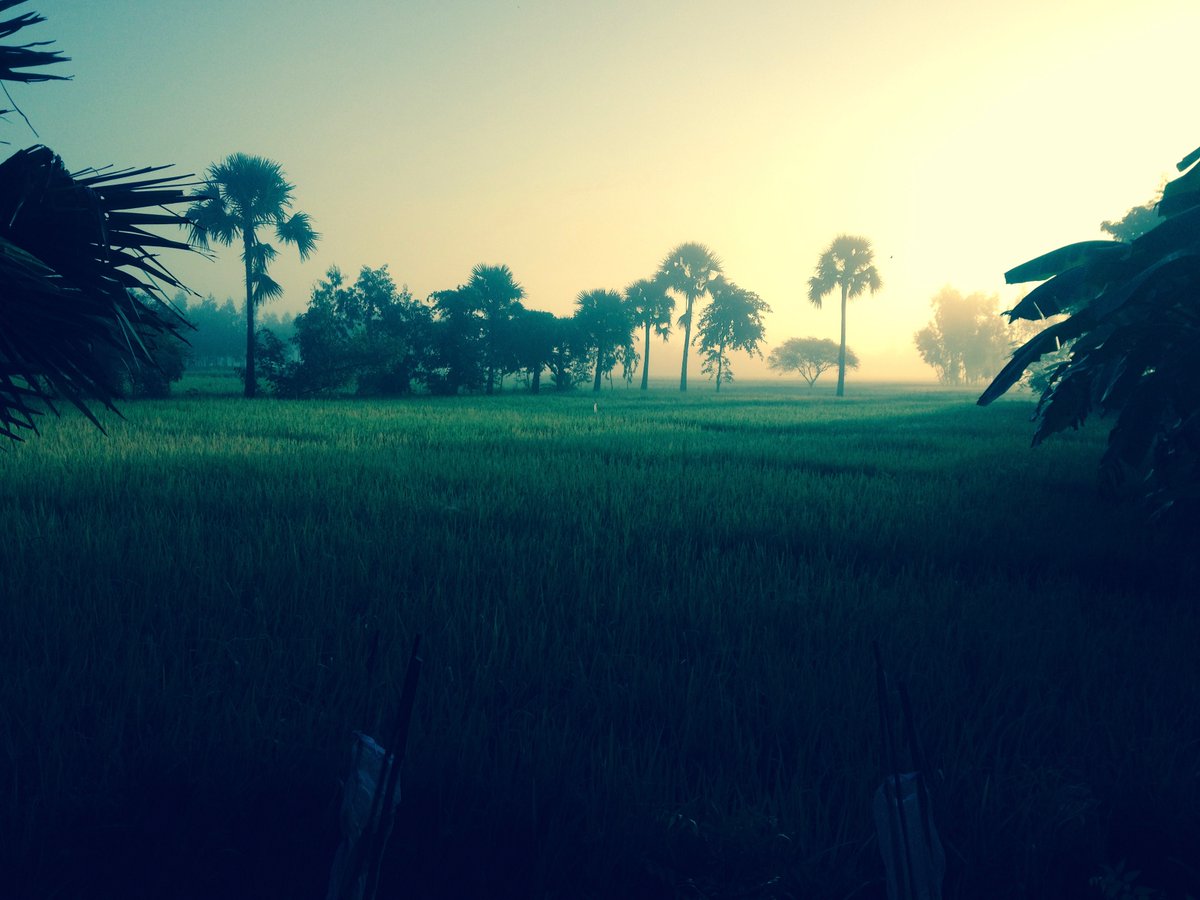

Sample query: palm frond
[0,145,196,438]
[276,210,319,260]
[0,2,67,85]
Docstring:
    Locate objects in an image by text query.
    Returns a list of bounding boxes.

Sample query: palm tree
[807,235,881,396]
[657,242,722,391]
[468,263,525,394]
[625,277,674,390]
[574,289,633,392]
[187,154,318,398]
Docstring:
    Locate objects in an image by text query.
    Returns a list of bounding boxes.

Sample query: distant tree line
[242,243,770,398]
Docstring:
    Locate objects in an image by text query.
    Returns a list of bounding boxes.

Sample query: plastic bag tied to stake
[326,634,423,900]
[873,643,945,900]
[873,771,946,900]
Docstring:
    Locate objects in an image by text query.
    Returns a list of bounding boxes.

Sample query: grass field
[1,379,1197,899]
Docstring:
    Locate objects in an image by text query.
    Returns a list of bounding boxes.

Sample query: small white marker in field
[593,402,598,414]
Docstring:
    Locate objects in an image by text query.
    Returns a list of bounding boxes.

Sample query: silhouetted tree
[980,144,1200,518]
[0,9,196,438]
[657,242,723,391]
[574,289,634,392]
[914,287,1009,385]
[625,277,674,390]
[187,153,318,398]
[768,337,856,387]
[696,277,770,392]
[428,284,486,394]
[268,265,429,397]
[469,263,525,394]
[181,295,242,366]
[1100,200,1159,243]
[547,314,583,391]
[807,235,881,397]
[507,306,559,393]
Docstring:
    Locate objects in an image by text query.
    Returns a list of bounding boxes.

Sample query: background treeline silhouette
[176,251,770,398]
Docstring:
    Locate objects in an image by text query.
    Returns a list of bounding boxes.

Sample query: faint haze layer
[20,0,1199,379]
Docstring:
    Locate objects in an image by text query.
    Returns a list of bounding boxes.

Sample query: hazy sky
[17,0,1198,381]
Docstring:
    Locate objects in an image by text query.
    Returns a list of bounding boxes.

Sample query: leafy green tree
[807,235,882,397]
[182,295,242,367]
[979,144,1200,518]
[914,287,1009,385]
[507,306,559,393]
[269,265,429,397]
[768,337,857,387]
[427,284,486,395]
[574,289,634,392]
[657,242,723,391]
[1100,201,1159,243]
[547,314,583,391]
[469,263,525,394]
[187,153,318,398]
[695,277,770,392]
[625,277,674,389]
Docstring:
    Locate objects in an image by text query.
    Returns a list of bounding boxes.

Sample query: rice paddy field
[1,378,1197,899]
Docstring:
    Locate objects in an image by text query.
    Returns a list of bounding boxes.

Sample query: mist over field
[3,2,1200,898]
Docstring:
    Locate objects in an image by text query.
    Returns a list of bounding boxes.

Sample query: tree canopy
[768,337,857,387]
[574,288,634,392]
[696,276,770,392]
[914,288,1009,386]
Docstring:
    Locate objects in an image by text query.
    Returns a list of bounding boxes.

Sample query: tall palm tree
[468,263,525,394]
[187,154,318,398]
[625,277,674,390]
[657,242,722,391]
[807,235,881,396]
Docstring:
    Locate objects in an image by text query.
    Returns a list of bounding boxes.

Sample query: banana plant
[979,145,1200,517]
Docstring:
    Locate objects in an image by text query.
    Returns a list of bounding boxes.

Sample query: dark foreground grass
[1,383,1197,899]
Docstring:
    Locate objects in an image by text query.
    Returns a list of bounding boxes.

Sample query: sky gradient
[17,0,1199,381]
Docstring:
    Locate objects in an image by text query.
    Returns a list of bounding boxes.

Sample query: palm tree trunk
[715,343,725,392]
[679,296,694,392]
[641,323,650,390]
[243,228,257,399]
[836,282,848,397]
[593,350,603,392]
[531,368,541,394]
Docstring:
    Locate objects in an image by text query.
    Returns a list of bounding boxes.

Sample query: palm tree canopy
[0,7,196,438]
[0,2,69,84]
[657,241,722,324]
[625,277,674,339]
[0,146,196,438]
[469,263,525,318]
[187,153,318,261]
[807,234,882,308]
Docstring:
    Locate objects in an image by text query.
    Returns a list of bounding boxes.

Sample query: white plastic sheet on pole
[873,771,945,900]
[326,732,402,900]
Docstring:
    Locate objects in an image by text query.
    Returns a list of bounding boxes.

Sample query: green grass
[1,381,1197,899]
